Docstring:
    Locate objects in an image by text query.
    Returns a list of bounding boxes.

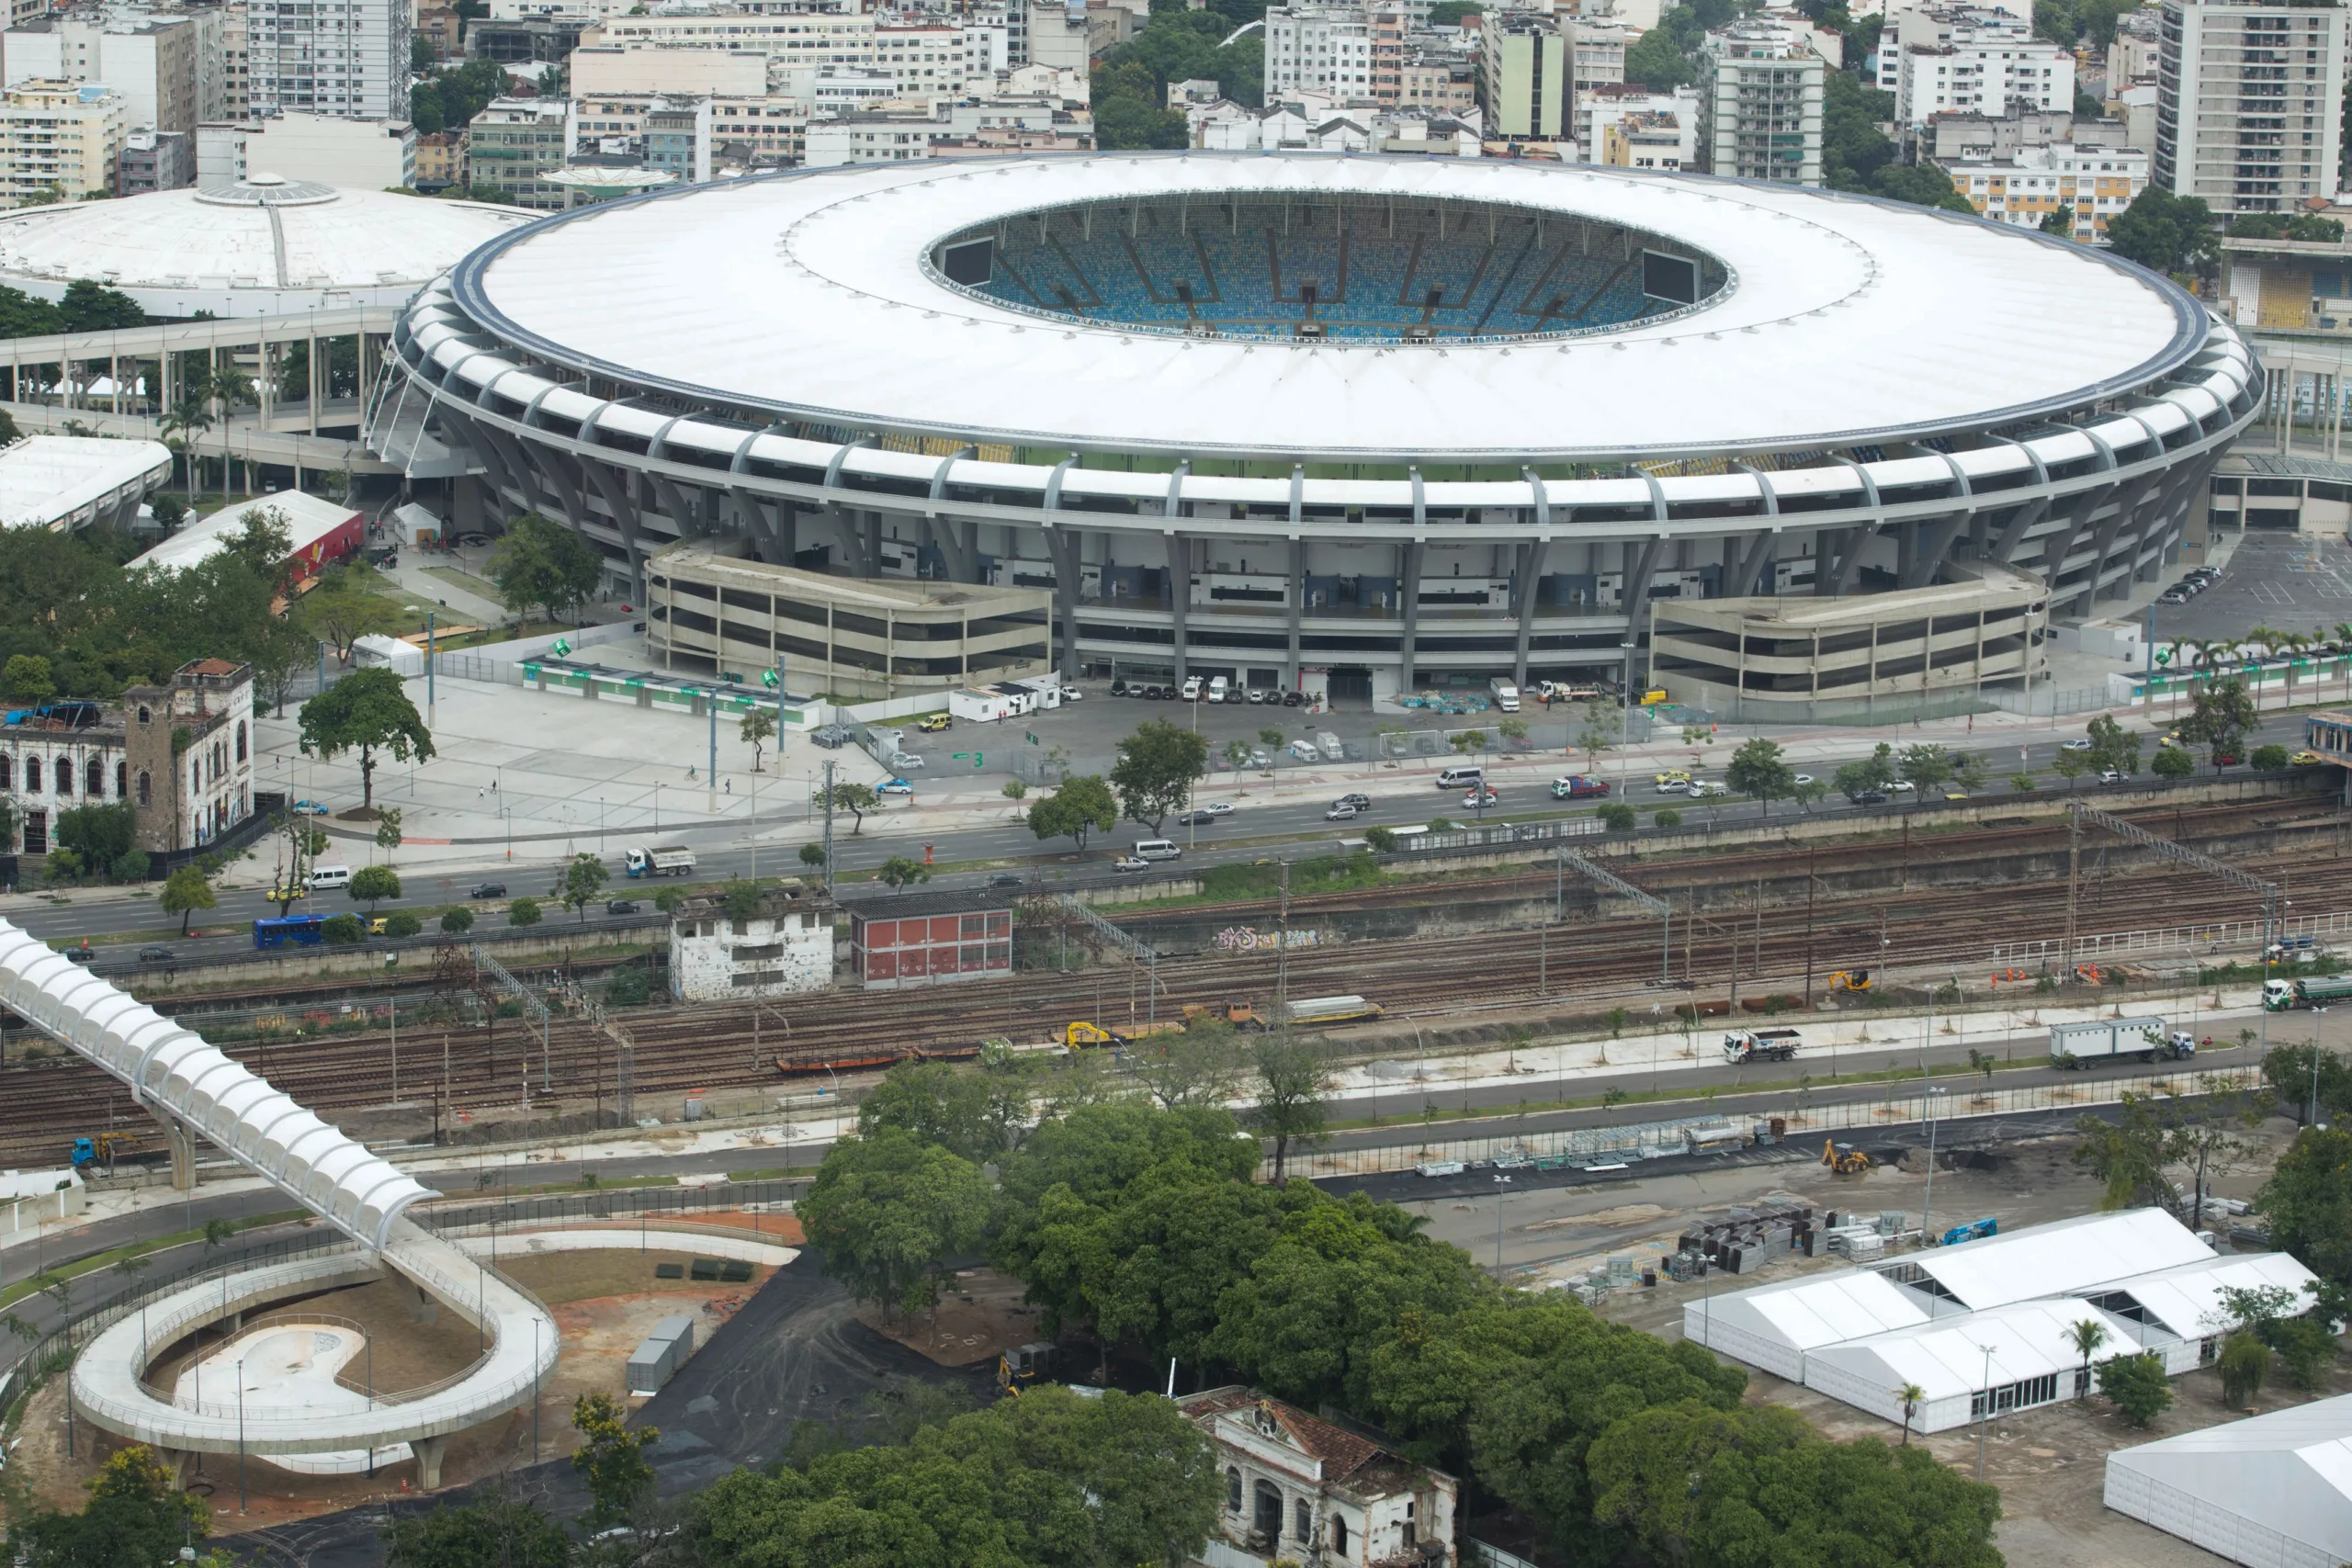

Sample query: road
[8,712,2326,973]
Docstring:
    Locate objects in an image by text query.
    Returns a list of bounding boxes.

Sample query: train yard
[0,793,2343,1172]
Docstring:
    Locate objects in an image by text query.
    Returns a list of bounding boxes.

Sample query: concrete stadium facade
[367,152,2262,707]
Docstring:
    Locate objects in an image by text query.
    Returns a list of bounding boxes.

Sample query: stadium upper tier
[933,195,1729,343]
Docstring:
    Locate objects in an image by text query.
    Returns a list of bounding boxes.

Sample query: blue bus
[253,915,325,950]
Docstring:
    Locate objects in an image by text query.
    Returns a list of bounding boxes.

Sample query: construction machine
[1826,970,1873,993]
[1054,1020,1184,1049]
[1821,1139,1872,1175]
[997,1342,1057,1395]
[1180,1000,1263,1030]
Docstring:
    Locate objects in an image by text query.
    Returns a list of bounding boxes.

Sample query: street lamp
[1493,1173,1512,1271]
[1974,1341,1995,1482]
[1924,1086,1947,1247]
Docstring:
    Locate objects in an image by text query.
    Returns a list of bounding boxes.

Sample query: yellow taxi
[2157,732,2187,750]
[269,884,308,903]
[2292,750,2326,766]
[916,713,952,733]
[367,916,389,935]
[1653,768,1691,786]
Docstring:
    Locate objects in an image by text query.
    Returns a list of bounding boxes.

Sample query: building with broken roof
[1179,1387,1457,1567]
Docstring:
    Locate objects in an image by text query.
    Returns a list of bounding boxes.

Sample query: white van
[1437,766,1484,789]
[1488,679,1521,713]
[1133,839,1183,861]
[308,863,353,892]
[1181,675,1204,701]
[1207,674,1230,704]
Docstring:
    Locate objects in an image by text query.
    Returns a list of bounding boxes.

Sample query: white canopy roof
[130,489,358,573]
[2084,1250,2321,1342]
[1809,1300,2141,1404]
[455,152,2202,462]
[1903,1208,2216,1312]
[2108,1393,2352,1568]
[0,435,168,530]
[1701,1269,1932,1353]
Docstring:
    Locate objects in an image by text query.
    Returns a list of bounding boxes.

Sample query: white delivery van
[308,863,353,891]
[1207,675,1230,704]
[1488,679,1521,712]
[1437,765,1484,789]
[1133,839,1183,861]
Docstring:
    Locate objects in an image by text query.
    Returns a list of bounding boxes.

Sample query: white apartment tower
[1894,22,2074,126]
[1698,22,1824,185]
[247,0,408,120]
[2156,0,2348,214]
[1266,6,1374,97]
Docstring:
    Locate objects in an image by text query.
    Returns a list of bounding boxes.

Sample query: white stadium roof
[0,176,531,318]
[455,153,2204,462]
[2108,1393,2352,1568]
[0,434,170,531]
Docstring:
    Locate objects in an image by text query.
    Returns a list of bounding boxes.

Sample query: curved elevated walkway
[0,919,557,1475]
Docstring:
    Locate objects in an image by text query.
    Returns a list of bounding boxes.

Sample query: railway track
[2,817,2341,1168]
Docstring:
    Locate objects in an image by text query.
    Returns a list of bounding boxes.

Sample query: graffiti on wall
[1216,927,1325,953]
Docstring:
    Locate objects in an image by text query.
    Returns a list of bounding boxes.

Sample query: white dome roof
[0,180,533,318]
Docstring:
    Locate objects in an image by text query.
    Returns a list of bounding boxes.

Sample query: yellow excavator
[1821,1139,1872,1175]
[1826,969,1873,993]
[1053,1020,1184,1049]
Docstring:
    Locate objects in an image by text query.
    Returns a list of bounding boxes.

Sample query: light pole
[236,1355,247,1514]
[1974,1341,1994,1481]
[1924,1086,1946,1247]
[1493,1173,1511,1272]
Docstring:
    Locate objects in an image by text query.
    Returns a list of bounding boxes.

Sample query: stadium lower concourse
[369,152,2260,711]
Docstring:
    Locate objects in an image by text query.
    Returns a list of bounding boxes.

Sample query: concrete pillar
[1166,532,1189,680]
[305,335,318,437]
[156,1113,198,1192]
[1284,537,1305,688]
[413,1434,448,1489]
[158,1449,194,1487]
[1396,539,1423,690]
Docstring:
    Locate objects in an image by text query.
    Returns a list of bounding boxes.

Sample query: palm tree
[1896,1382,1927,1445]
[2069,1318,2109,1399]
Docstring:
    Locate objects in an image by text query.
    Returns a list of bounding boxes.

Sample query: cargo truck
[624,844,696,878]
[1724,1028,1802,1064]
[2049,1016,2195,1067]
[2266,975,2352,1011]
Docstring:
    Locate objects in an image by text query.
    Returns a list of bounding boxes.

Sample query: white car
[1288,740,1321,762]
[1181,675,1204,701]
[1197,801,1235,818]
[2062,738,2093,751]
[1112,855,1149,873]
[888,752,925,771]
[1888,779,1916,793]
[1249,747,1272,768]
[1462,786,1500,808]
[2099,768,2127,784]
[1687,781,1726,798]
[1792,773,1815,786]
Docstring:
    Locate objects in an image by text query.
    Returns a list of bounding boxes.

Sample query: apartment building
[1398,52,1473,111]
[195,110,412,186]
[0,80,124,204]
[218,2,246,118]
[644,93,709,180]
[1368,6,1404,103]
[1563,14,1628,116]
[1894,22,2074,126]
[116,124,188,188]
[465,95,573,208]
[413,126,462,187]
[1698,21,1823,184]
[245,0,407,119]
[1267,6,1373,98]
[1940,140,2150,237]
[1581,81,1699,156]
[2108,4,2162,89]
[2155,0,2348,214]
[0,12,201,137]
[1602,107,1690,166]
[1479,10,1566,140]
[586,12,878,79]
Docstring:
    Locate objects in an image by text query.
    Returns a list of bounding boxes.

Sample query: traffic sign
[550,637,571,658]
[761,668,779,688]
[952,752,970,760]
[1025,731,1039,745]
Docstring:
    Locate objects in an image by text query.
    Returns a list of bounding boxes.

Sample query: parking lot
[2150,530,2352,648]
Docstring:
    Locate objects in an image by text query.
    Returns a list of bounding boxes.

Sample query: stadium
[368,152,2260,713]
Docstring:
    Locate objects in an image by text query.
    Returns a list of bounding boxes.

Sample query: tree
[571,1392,659,1529]
[1872,161,1978,214]
[295,565,407,664]
[1028,773,1119,850]
[3,652,55,701]
[2041,204,2075,238]
[2085,712,2142,779]
[2073,1095,2179,1209]
[483,513,602,625]
[1251,1034,1331,1182]
[2253,743,2290,772]
[876,854,930,892]
[797,1126,989,1318]
[54,802,134,878]
[374,807,403,863]
[1363,825,1396,852]
[382,1488,573,1568]
[7,1444,210,1568]
[2052,744,2089,792]
[720,877,764,921]
[1624,24,1695,88]
[384,911,422,939]
[439,905,474,934]
[1134,1025,1247,1111]
[322,912,363,944]
[1896,1382,1926,1444]
[2069,1318,2109,1398]
[558,852,608,920]
[2219,1330,2273,1407]
[507,896,541,927]
[1110,718,1209,833]
[2179,675,2257,766]
[858,1059,1028,1163]
[1221,737,1252,782]
[2106,187,2220,278]
[1598,802,1636,832]
[797,841,827,872]
[298,666,435,810]
[1894,743,1954,796]
[818,779,878,835]
[2098,1351,2174,1426]
[202,1215,234,1252]
[349,863,400,910]
[2256,1124,2352,1289]
[58,279,144,332]
[739,705,775,773]
[158,863,217,934]
[1577,700,1624,776]
[1726,737,1794,817]
[2153,744,2195,780]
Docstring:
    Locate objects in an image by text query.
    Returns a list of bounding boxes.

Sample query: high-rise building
[1267,6,1374,98]
[2156,0,2348,215]
[465,96,573,209]
[246,0,408,120]
[1698,21,1823,185]
[0,12,203,136]
[1893,18,2074,126]
[0,80,126,203]
[1478,11,1566,140]
[644,93,709,182]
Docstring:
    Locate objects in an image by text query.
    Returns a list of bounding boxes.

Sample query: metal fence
[1991,908,2352,966]
[413,1178,805,1237]
[1278,1064,2265,1181]
[1401,818,1607,853]
[424,651,526,687]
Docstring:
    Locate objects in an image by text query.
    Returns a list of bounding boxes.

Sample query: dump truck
[1724,1027,1802,1064]
[2267,975,2352,1011]
[2049,1016,2193,1067]
[1276,995,1384,1027]
[624,844,696,878]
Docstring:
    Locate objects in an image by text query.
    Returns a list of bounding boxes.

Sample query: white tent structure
[1688,1210,2316,1436]
[2107,1393,2352,1568]
[1804,1300,2142,1434]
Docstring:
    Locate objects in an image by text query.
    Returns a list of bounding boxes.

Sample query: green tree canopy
[349,863,401,908]
[1028,773,1119,850]
[2106,187,2219,277]
[6,1446,209,1568]
[298,666,435,809]
[1726,737,1795,816]
[1110,719,1209,834]
[158,862,217,934]
[558,852,609,920]
[484,513,601,626]
[798,1126,989,1318]
[382,1488,572,1568]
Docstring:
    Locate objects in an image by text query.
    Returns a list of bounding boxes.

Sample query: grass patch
[435,1173,680,1201]
[725,1167,809,1182]
[0,1208,311,1310]
[419,564,507,603]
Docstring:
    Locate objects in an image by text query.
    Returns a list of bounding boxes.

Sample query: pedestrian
[478,786,485,799]
[725,779,731,794]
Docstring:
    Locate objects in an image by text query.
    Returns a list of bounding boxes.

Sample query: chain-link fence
[413,1178,805,1236]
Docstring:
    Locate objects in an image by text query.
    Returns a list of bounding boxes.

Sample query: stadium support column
[1622,535,1667,652]
[1510,536,1548,687]
[1050,526,1081,682]
[2076,469,2165,614]
[580,458,650,603]
[1285,537,1305,689]
[1166,532,1190,681]
[1396,540,1423,693]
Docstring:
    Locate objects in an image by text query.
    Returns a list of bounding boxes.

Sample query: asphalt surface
[6,710,2329,973]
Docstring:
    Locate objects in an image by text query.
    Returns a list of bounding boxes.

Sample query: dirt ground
[1478,1119,2317,1568]
[1,1246,779,1534]
[856,1268,1045,1369]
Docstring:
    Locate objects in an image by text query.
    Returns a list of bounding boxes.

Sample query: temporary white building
[2107,1393,2352,1568]
[1688,1209,2315,1436]
[1804,1300,2143,1433]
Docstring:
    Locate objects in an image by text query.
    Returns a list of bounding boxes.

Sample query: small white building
[668,884,833,1002]
[1180,1387,1458,1568]
[0,435,171,533]
[0,1165,84,1236]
